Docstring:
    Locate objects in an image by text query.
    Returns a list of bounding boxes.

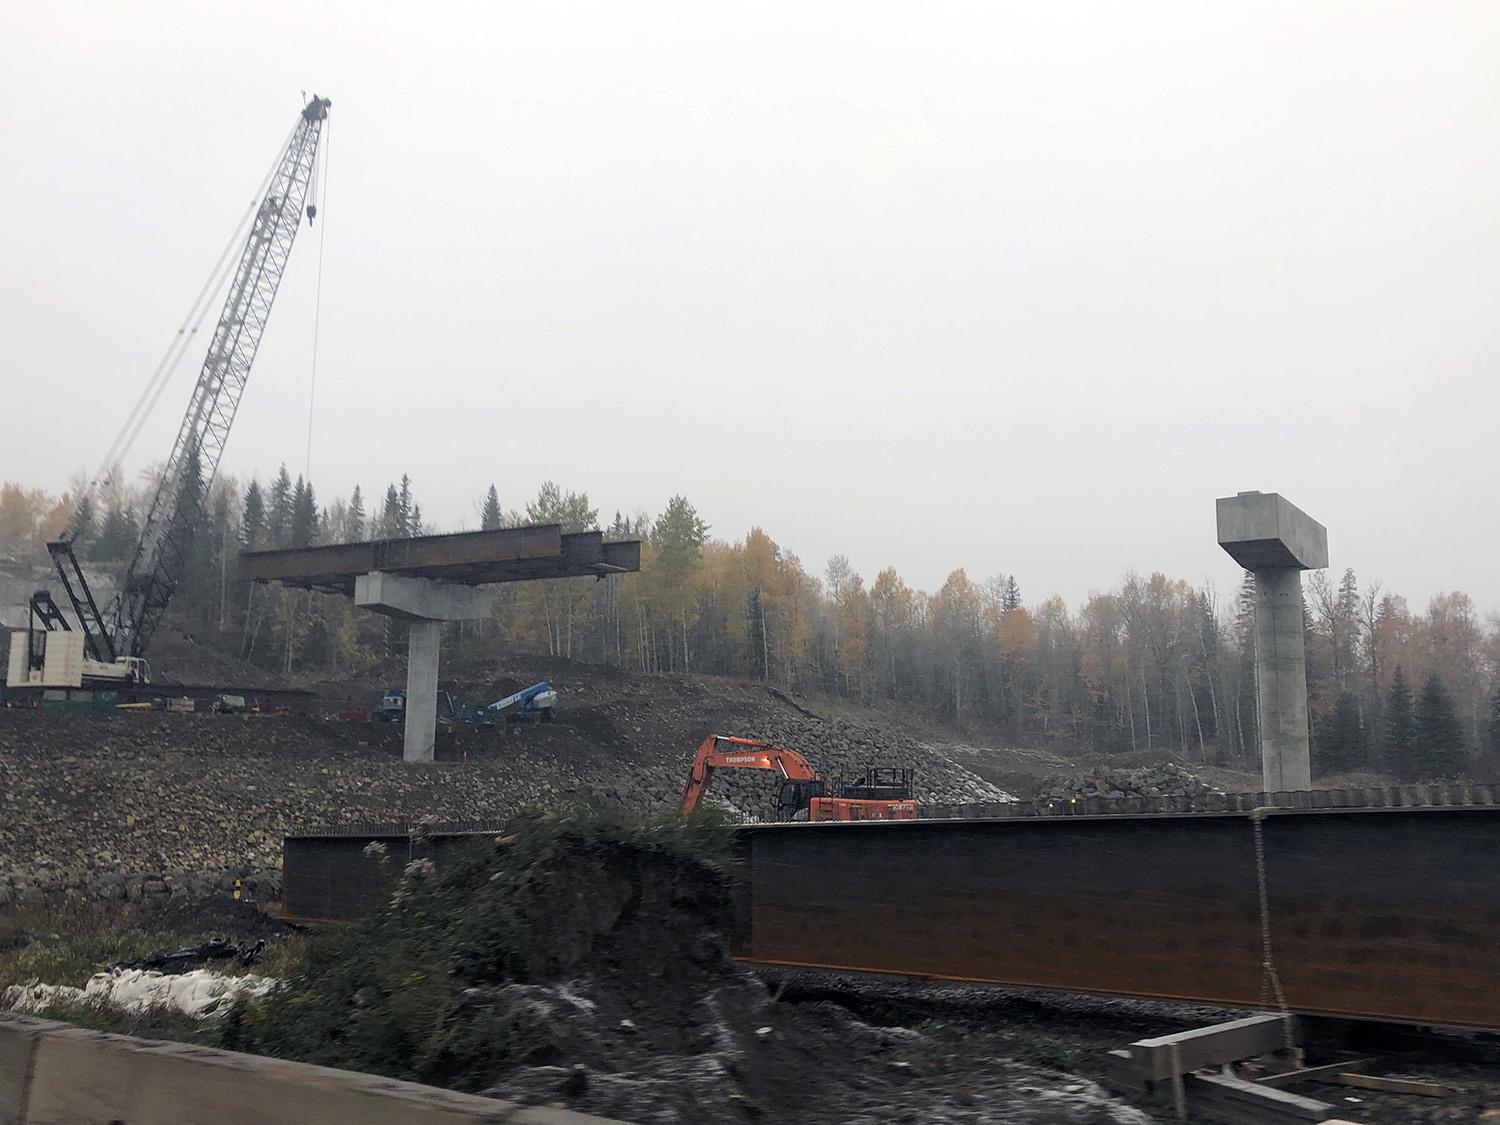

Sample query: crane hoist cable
[85,120,299,508]
[303,115,331,480]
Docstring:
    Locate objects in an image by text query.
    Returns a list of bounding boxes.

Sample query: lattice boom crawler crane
[8,96,332,696]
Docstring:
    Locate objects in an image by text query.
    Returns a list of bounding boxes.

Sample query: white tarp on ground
[2,967,277,1019]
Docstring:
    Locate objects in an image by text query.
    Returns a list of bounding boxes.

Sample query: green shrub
[217,806,735,1091]
[1016,1033,1076,1072]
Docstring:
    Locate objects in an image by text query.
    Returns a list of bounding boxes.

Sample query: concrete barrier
[0,1013,615,1125]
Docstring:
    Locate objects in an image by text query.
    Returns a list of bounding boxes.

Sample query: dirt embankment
[221,813,1147,1125]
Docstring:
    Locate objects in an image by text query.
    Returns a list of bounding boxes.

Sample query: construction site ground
[4,636,1491,1122]
[1,650,1038,878]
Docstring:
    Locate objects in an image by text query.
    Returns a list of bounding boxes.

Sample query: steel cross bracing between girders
[112,96,330,659]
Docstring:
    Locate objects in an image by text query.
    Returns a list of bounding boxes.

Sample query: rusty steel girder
[240,526,641,594]
[732,806,1500,1029]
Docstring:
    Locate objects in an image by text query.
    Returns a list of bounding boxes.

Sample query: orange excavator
[680,734,919,822]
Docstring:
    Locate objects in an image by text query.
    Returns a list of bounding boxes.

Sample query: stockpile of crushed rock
[705,713,1015,821]
[1035,762,1221,804]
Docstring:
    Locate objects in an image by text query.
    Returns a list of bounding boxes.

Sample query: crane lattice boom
[101,95,331,659]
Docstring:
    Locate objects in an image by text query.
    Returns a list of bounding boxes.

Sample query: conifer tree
[1486,688,1500,774]
[1002,575,1022,612]
[1414,674,1468,778]
[481,485,502,531]
[290,476,318,547]
[267,465,293,547]
[68,494,95,548]
[241,480,265,549]
[1382,667,1417,778]
[379,484,400,539]
[90,499,137,560]
[1316,691,1366,776]
[348,485,365,542]
[397,474,413,536]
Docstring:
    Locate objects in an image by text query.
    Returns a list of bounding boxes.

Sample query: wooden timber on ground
[1186,1071,1333,1124]
[1254,1057,1376,1088]
[1127,1014,1304,1082]
[1319,1072,1451,1097]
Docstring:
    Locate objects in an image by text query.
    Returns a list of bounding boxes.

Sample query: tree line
[3,472,1498,780]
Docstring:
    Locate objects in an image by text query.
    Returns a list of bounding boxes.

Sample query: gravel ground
[764,971,1500,1124]
[0,662,1014,877]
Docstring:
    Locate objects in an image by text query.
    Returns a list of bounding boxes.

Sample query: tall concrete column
[1252,568,1311,792]
[354,571,491,765]
[1217,492,1328,793]
[403,620,442,764]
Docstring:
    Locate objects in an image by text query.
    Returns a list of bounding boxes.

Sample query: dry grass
[0,898,306,993]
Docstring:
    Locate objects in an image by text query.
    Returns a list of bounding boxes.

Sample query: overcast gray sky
[4,3,1498,612]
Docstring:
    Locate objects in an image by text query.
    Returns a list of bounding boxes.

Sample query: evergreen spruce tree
[746,586,769,680]
[348,485,366,541]
[68,494,95,548]
[241,481,266,549]
[90,500,136,560]
[117,507,141,560]
[1486,688,1500,775]
[481,485,502,531]
[1316,692,1366,777]
[174,442,205,562]
[1414,674,1468,779]
[289,477,308,544]
[379,484,401,539]
[397,474,413,536]
[267,465,293,547]
[1382,667,1417,778]
[409,503,423,537]
[290,477,318,547]
[1002,575,1022,612]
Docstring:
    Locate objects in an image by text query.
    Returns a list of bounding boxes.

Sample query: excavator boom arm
[680,734,819,814]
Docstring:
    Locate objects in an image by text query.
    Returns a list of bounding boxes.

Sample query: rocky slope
[0,664,1011,888]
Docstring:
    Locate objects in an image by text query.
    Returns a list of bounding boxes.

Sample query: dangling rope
[1251,806,1296,1050]
[304,117,331,481]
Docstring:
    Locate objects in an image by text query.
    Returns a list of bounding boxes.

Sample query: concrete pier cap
[354,571,492,622]
[1216,491,1328,572]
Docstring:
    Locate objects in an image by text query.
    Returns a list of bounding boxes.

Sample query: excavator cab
[775,777,826,818]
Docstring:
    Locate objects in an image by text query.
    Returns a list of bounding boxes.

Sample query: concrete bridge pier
[354,571,490,763]
[1216,492,1329,792]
